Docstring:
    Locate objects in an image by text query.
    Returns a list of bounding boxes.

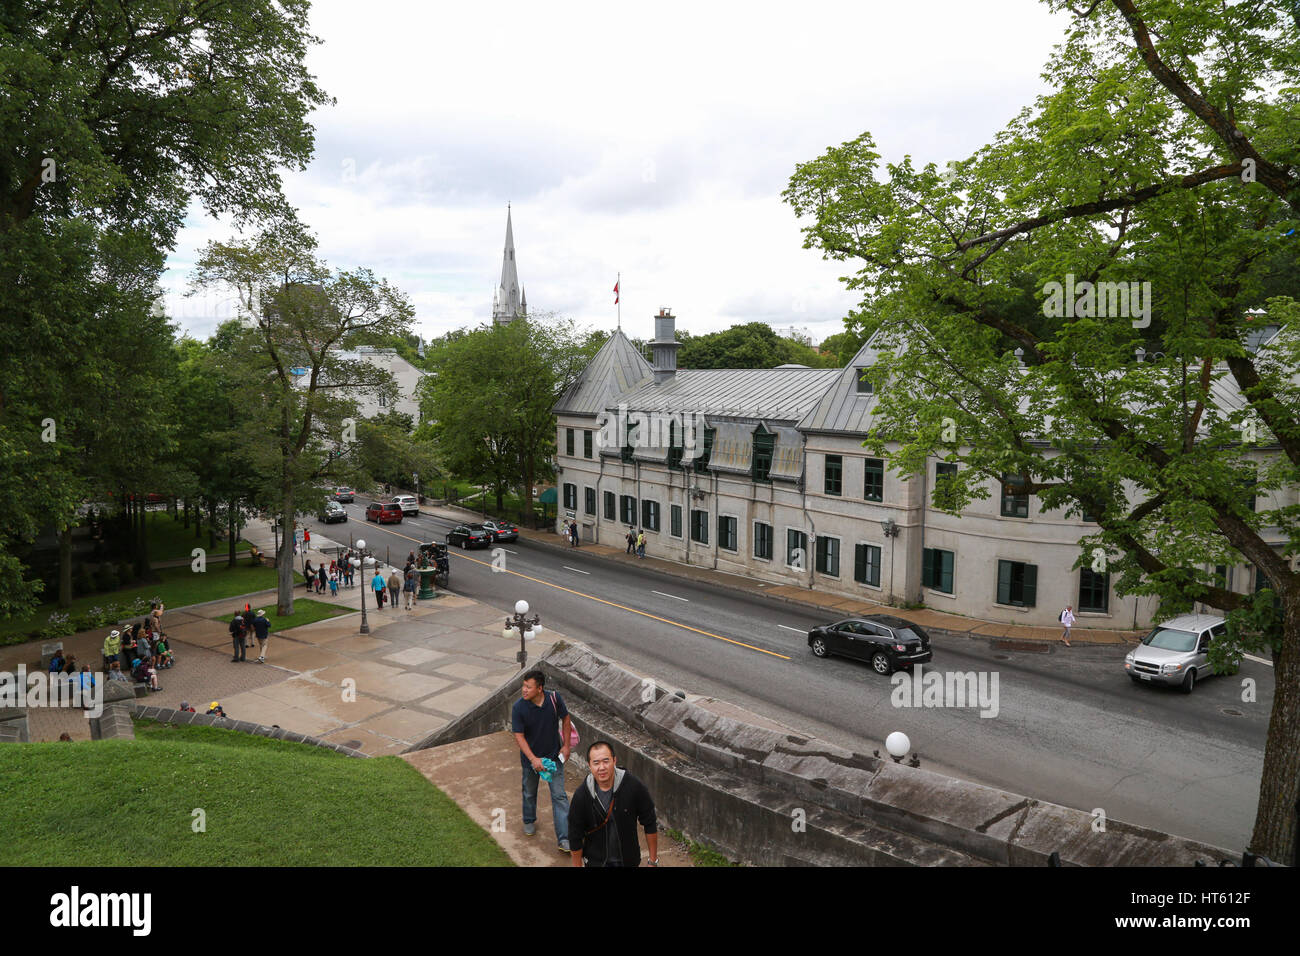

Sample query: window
[854,544,881,587]
[753,522,773,560]
[1081,503,1100,522]
[815,536,840,576]
[863,458,884,502]
[642,500,660,532]
[690,509,709,544]
[922,548,954,593]
[563,483,577,511]
[670,504,682,538]
[933,462,958,509]
[717,515,738,551]
[603,491,615,521]
[565,428,575,457]
[584,487,596,516]
[667,420,683,470]
[1079,567,1109,613]
[825,455,843,496]
[621,419,637,462]
[855,369,872,394]
[787,529,808,570]
[752,426,775,483]
[996,560,1037,607]
[1000,474,1030,518]
[693,428,714,473]
[378,392,387,407]
[620,495,637,525]
[583,430,593,459]
[1213,564,1231,591]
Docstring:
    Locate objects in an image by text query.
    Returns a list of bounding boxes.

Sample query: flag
[613,279,619,305]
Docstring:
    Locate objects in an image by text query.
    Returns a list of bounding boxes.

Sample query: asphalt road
[315,505,1272,854]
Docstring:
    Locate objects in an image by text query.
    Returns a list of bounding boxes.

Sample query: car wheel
[810,637,828,658]
[1181,669,1196,694]
[871,651,894,675]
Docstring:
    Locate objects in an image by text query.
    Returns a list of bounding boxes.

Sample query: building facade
[552,311,1291,629]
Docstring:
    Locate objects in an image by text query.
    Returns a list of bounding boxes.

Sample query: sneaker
[523,822,536,836]
[558,840,570,853]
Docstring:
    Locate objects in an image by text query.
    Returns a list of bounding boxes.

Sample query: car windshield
[1143,627,1198,652]
[894,626,925,643]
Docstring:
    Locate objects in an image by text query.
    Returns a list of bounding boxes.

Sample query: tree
[785,0,1300,862]
[675,322,839,368]
[191,225,413,615]
[420,316,603,515]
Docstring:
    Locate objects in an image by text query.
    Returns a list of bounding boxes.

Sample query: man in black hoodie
[568,740,659,867]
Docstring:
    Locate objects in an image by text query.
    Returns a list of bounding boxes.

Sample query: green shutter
[855,544,866,583]
[940,551,954,593]
[922,548,933,588]
[997,560,1010,605]
[1022,563,1037,607]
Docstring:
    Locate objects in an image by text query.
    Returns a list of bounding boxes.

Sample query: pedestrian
[303,527,310,548]
[229,610,247,662]
[1059,605,1076,647]
[626,529,635,554]
[304,559,315,589]
[293,528,300,555]
[567,740,659,868]
[570,521,580,548]
[102,629,121,668]
[151,601,165,639]
[387,568,401,609]
[137,629,152,662]
[251,609,271,663]
[329,572,339,598]
[346,557,355,588]
[636,529,646,559]
[404,564,417,609]
[511,669,573,853]
[372,569,387,608]
[407,550,416,567]
[317,564,327,594]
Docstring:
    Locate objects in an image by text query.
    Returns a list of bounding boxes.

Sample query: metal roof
[796,335,885,434]
[553,329,653,417]
[607,367,840,423]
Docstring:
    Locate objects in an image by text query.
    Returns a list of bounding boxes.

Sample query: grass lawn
[214,598,352,632]
[0,720,513,866]
[0,564,303,644]
[143,510,251,563]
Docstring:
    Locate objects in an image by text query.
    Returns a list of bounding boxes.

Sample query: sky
[159,0,1071,348]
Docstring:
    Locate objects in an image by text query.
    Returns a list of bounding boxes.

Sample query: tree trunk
[135,493,148,579]
[58,523,72,608]
[523,459,535,524]
[195,499,203,538]
[1249,592,1299,865]
[277,492,295,616]
[181,497,190,529]
[228,499,238,568]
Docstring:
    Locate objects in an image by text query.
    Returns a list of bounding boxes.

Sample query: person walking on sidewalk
[251,609,271,663]
[403,564,417,609]
[570,521,580,547]
[511,670,573,853]
[625,529,635,555]
[568,740,659,868]
[317,563,328,594]
[636,530,646,559]
[229,611,247,662]
[372,569,387,608]
[1059,605,1076,647]
[303,527,310,549]
[387,568,401,608]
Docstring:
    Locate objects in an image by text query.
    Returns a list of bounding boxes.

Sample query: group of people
[304,556,354,595]
[625,528,646,558]
[563,519,581,547]
[228,605,272,663]
[100,602,173,692]
[46,650,99,692]
[511,670,660,867]
[369,552,420,610]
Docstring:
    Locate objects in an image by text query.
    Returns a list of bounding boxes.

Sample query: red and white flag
[613,279,619,305]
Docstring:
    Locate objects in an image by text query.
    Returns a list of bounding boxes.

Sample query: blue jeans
[521,761,569,840]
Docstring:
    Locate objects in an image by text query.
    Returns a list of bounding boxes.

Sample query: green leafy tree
[785,0,1300,861]
[676,322,838,368]
[192,225,414,614]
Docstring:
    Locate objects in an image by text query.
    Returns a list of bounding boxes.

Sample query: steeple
[493,205,525,325]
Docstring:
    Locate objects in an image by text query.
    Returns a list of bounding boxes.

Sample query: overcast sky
[160,0,1070,347]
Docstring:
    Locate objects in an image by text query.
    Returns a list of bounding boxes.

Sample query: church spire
[493,205,523,325]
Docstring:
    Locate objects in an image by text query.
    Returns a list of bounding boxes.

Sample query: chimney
[650,307,680,384]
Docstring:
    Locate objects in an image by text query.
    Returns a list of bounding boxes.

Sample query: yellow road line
[359,523,790,660]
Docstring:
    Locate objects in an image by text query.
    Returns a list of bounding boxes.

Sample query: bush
[95,563,119,592]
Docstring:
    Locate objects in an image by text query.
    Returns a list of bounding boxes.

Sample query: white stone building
[552,310,1291,629]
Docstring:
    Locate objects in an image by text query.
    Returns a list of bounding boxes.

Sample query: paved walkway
[418,499,1143,645]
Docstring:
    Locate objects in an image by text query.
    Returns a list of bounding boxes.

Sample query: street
[316,504,1272,854]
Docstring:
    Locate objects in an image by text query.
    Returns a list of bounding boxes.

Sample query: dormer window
[855,369,873,394]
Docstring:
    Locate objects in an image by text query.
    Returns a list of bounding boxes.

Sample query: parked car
[318,500,348,524]
[393,494,419,516]
[446,523,493,549]
[808,615,933,675]
[333,487,355,502]
[365,501,404,524]
[1125,613,1237,693]
[481,519,519,542]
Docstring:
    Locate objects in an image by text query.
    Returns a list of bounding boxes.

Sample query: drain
[992,640,1051,654]
[1220,709,1244,718]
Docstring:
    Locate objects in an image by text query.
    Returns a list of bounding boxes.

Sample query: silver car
[393,494,419,516]
[1124,613,1236,693]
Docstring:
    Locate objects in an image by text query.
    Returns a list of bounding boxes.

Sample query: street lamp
[881,517,901,604]
[875,731,921,768]
[503,598,542,669]
[353,538,373,634]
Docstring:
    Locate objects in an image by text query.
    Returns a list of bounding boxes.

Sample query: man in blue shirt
[511,669,573,853]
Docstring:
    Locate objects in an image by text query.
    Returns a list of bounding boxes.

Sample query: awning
[708,421,754,475]
[769,425,804,481]
[538,487,558,504]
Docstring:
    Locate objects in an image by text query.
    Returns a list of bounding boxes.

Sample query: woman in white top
[1059,605,1076,647]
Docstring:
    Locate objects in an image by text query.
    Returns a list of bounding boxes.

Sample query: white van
[1124,613,1237,693]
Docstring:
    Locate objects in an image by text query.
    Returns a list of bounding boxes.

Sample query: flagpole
[617,271,621,331]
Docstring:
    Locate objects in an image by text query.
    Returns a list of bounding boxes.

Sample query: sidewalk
[417,498,1143,645]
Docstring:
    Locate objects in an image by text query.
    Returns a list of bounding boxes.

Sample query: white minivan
[393,494,420,517]
[1124,613,1237,693]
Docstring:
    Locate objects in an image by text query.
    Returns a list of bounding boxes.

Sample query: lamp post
[353,538,372,634]
[881,517,901,603]
[503,598,542,669]
[874,731,921,768]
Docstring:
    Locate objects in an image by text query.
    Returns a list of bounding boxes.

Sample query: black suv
[807,615,933,675]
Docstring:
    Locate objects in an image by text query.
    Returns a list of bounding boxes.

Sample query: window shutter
[1023,563,1037,607]
[941,551,954,593]
[997,560,1010,605]
[922,548,933,587]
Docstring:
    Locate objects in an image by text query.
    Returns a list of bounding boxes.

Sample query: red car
[365,501,403,524]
